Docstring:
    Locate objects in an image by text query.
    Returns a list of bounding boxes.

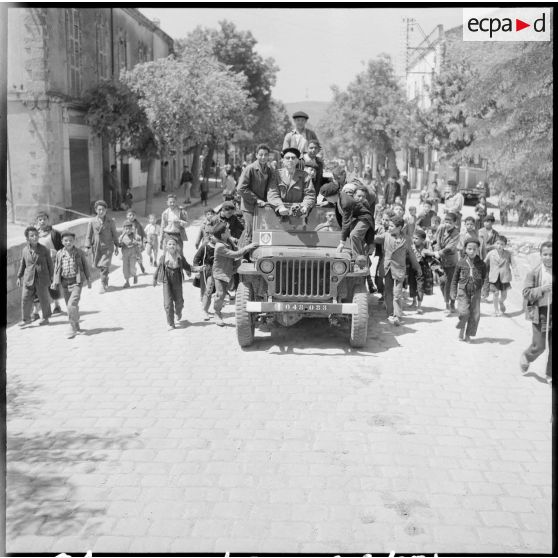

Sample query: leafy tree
[320,54,411,174]
[177,21,290,153]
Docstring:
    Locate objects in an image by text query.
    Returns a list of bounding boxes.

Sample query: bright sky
[139,7,464,104]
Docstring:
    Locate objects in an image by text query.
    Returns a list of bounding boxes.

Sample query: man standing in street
[384,175,401,207]
[444,180,465,230]
[236,143,273,243]
[400,171,410,208]
[106,164,120,210]
[282,111,319,156]
[179,163,194,205]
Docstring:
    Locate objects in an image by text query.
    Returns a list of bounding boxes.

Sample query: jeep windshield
[254,205,341,248]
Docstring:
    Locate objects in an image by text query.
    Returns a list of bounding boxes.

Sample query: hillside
[284,101,331,136]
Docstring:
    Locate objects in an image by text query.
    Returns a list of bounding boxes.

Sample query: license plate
[273,302,342,312]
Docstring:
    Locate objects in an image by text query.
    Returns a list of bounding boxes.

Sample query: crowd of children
[15,192,553,383]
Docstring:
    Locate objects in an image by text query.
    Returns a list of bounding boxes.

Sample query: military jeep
[235,204,370,348]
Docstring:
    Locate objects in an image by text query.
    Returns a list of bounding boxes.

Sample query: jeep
[235,204,370,348]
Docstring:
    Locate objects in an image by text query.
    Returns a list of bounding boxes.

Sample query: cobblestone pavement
[6,207,552,555]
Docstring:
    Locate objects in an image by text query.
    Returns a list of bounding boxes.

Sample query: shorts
[489,277,511,292]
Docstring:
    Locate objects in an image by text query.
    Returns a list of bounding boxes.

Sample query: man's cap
[281,147,301,159]
[484,213,496,222]
[292,111,309,120]
[342,183,357,194]
[447,179,457,186]
[167,193,177,199]
[400,171,408,177]
[320,182,341,198]
[212,222,227,237]
[60,231,76,239]
[222,201,236,210]
[94,200,107,208]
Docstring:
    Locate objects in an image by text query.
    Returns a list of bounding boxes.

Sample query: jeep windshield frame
[253,205,342,248]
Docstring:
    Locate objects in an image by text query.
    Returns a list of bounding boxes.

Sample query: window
[118,30,128,73]
[65,9,81,97]
[96,12,109,79]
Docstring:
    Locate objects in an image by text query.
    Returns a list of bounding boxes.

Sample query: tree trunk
[190,144,202,198]
[144,157,157,217]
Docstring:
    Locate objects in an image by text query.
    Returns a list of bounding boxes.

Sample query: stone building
[6,7,175,222]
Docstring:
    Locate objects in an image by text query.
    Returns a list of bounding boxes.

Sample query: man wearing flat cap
[282,111,320,156]
[85,200,119,293]
[236,143,273,243]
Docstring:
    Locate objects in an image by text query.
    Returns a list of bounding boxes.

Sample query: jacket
[450,255,487,299]
[478,227,499,259]
[153,253,192,284]
[237,161,273,213]
[267,168,316,211]
[484,249,513,283]
[523,263,552,325]
[52,247,90,286]
[384,181,401,205]
[433,225,460,267]
[212,240,246,283]
[375,232,421,281]
[335,193,375,244]
[85,216,119,268]
[17,243,54,288]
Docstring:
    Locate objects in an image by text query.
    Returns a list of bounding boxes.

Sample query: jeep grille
[274,259,332,297]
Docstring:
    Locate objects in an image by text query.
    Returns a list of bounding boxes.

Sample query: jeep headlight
[259,259,274,273]
[332,261,348,275]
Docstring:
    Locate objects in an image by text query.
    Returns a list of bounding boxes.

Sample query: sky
[139,7,464,104]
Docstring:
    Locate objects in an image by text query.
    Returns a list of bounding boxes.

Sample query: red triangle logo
[516,18,530,31]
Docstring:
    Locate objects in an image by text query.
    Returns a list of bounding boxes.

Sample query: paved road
[6,210,552,555]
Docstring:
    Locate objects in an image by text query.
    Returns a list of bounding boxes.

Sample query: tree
[176,21,290,152]
[320,54,411,175]
[120,51,253,212]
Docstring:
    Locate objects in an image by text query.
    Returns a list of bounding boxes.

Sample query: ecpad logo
[463,8,551,42]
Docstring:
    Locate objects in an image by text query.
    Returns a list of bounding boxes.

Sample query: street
[6,208,552,555]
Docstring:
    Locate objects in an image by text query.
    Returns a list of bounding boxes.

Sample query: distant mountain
[284,101,331,136]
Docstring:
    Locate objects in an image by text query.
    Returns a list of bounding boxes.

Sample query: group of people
[15,109,553,383]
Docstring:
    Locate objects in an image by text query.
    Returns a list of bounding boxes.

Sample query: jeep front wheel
[350,284,369,348]
[235,281,255,347]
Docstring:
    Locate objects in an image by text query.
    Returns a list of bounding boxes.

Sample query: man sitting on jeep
[267,147,316,216]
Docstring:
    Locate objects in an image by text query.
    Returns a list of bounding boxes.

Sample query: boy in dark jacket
[17,226,54,327]
[153,237,192,330]
[450,238,487,343]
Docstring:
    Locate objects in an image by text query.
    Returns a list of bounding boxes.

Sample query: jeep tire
[350,283,369,348]
[235,280,255,347]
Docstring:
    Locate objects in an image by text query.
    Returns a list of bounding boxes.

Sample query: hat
[292,111,309,120]
[212,222,227,238]
[123,220,133,227]
[167,193,177,199]
[445,212,457,222]
[60,230,76,239]
[320,182,341,198]
[281,147,301,159]
[342,183,357,194]
[447,179,457,186]
[222,201,236,210]
[484,213,496,222]
[94,200,107,209]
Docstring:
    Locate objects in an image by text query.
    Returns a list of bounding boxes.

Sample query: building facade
[7,7,175,223]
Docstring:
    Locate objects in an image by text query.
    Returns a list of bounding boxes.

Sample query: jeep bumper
[245,301,358,314]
